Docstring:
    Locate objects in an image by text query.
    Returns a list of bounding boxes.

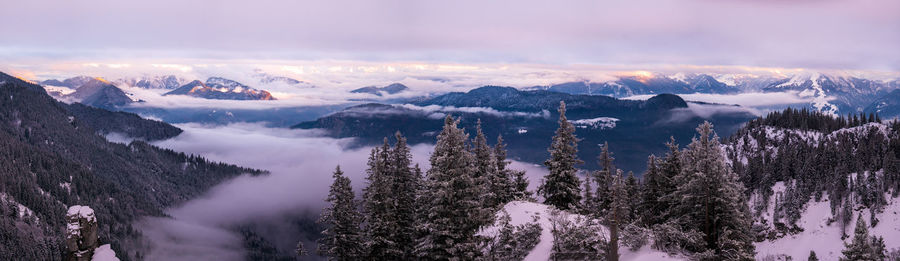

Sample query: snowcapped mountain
[165,77,276,100]
[533,74,743,98]
[350,83,409,96]
[536,72,900,117]
[115,75,188,89]
[761,72,894,116]
[254,72,313,88]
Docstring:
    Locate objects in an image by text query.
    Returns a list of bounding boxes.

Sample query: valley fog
[139,122,548,260]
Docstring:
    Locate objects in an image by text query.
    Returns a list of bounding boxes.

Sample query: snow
[480,201,684,261]
[0,193,37,220]
[59,182,72,193]
[570,117,619,130]
[92,244,120,261]
[755,187,900,260]
[67,205,96,222]
[518,128,528,134]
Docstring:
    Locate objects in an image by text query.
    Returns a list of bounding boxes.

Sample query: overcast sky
[2,0,898,72]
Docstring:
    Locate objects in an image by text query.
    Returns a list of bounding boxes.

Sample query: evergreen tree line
[316,117,532,260]
[724,108,900,239]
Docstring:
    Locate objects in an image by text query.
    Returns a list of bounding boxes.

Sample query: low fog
[139,123,547,260]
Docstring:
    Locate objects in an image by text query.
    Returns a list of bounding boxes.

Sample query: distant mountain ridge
[115,75,188,89]
[351,83,409,96]
[535,72,900,118]
[296,86,755,171]
[165,77,276,100]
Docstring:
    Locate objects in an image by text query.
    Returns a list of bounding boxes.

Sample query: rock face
[66,205,99,261]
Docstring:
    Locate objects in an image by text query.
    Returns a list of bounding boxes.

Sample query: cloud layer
[140,123,548,260]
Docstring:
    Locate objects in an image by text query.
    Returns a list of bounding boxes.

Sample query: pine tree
[658,137,681,222]
[317,166,364,260]
[491,135,516,205]
[418,115,482,260]
[511,169,533,200]
[583,171,595,213]
[539,101,583,211]
[390,132,419,259]
[363,139,401,259]
[841,213,885,261]
[607,170,628,261]
[640,155,664,226]
[808,250,818,261]
[665,122,755,259]
[591,142,615,214]
[625,171,639,223]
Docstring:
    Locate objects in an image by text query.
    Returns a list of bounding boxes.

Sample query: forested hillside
[0,72,262,260]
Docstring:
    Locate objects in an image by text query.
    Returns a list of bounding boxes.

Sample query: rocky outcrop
[65,205,99,261]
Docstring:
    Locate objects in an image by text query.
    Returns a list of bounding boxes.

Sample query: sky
[2,0,899,79]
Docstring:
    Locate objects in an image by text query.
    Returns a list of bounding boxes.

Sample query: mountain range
[532,73,900,118]
[295,86,756,172]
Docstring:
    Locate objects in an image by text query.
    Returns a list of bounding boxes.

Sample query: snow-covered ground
[755,191,900,260]
[481,201,684,261]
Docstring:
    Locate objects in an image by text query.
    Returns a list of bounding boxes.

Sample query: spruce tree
[511,169,533,200]
[665,122,755,259]
[841,213,885,261]
[363,139,400,259]
[317,166,364,260]
[607,170,628,261]
[418,115,482,260]
[658,137,681,222]
[491,135,516,205]
[539,101,583,211]
[625,171,640,223]
[640,155,665,226]
[593,142,615,214]
[391,132,418,259]
[472,120,503,226]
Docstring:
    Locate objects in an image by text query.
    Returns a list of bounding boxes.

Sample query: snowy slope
[755,192,900,260]
[481,201,684,261]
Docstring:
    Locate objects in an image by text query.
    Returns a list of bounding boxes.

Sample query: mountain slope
[0,72,262,260]
[60,78,134,110]
[864,89,900,119]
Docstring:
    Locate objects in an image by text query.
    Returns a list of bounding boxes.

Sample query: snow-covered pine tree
[665,121,755,260]
[418,115,482,260]
[592,142,615,214]
[640,155,665,226]
[511,169,533,200]
[363,139,401,259]
[539,101,583,211]
[583,171,595,214]
[658,137,681,222]
[472,120,500,226]
[391,132,419,259]
[841,213,886,260]
[491,134,516,205]
[625,171,639,223]
[607,169,628,261]
[317,166,364,260]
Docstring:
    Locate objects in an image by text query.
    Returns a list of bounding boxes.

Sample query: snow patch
[570,117,619,130]
[92,244,120,261]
